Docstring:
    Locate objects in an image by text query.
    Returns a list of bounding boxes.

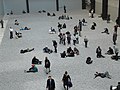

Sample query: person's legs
[85,42,87,48]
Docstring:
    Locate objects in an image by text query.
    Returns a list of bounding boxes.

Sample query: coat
[113,32,117,41]
[45,59,50,68]
[46,79,55,90]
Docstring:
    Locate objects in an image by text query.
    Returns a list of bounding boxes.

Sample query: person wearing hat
[24,64,38,73]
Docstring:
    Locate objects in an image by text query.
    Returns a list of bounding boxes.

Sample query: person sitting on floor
[47,12,51,16]
[67,50,75,57]
[24,64,38,73]
[22,10,26,14]
[105,47,114,55]
[60,51,67,58]
[82,18,87,26]
[52,13,56,16]
[74,47,79,55]
[62,23,66,28]
[14,20,19,25]
[15,31,22,39]
[49,27,56,34]
[101,28,109,34]
[86,57,93,64]
[20,27,31,30]
[43,47,53,54]
[20,48,34,54]
[94,71,111,79]
[32,56,42,64]
[91,24,95,30]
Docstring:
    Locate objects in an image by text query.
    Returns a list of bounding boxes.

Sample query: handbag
[68,80,73,88]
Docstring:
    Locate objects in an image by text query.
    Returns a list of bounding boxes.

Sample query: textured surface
[0,10,120,90]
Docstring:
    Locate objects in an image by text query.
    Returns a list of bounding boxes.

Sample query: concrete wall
[95,0,119,22]
[0,0,4,19]
[3,0,82,14]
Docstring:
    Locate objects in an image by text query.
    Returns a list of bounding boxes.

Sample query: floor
[0,9,120,90]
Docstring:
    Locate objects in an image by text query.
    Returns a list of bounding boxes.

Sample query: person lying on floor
[15,31,22,39]
[20,27,31,30]
[43,47,53,54]
[94,71,111,79]
[24,64,38,73]
[49,27,56,34]
[20,48,34,54]
[101,28,109,34]
[105,47,114,55]
[32,56,42,64]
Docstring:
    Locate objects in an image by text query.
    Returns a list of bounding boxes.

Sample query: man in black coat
[0,19,4,28]
[46,76,55,90]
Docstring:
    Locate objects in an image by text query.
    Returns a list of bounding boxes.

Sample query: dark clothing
[45,59,50,69]
[62,74,71,90]
[43,47,53,54]
[53,40,57,53]
[46,79,55,90]
[61,51,66,58]
[86,57,93,64]
[32,57,42,64]
[20,48,34,54]
[0,20,4,28]
[96,47,105,58]
[113,32,117,45]
[10,31,13,39]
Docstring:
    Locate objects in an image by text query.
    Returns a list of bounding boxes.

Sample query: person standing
[113,32,117,45]
[84,36,88,48]
[52,40,57,53]
[62,71,71,90]
[0,19,4,28]
[113,46,119,60]
[9,27,13,39]
[44,57,51,74]
[46,76,55,90]
[64,5,66,13]
[72,34,76,45]
[79,20,82,33]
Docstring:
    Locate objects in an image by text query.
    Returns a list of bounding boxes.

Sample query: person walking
[113,32,117,45]
[52,40,57,53]
[62,71,71,90]
[64,5,66,13]
[46,76,55,90]
[9,27,13,39]
[72,34,76,45]
[0,19,4,28]
[113,46,119,60]
[84,36,88,48]
[44,57,51,74]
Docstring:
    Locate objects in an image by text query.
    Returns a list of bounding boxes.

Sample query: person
[22,10,26,14]
[20,27,31,30]
[20,48,34,54]
[58,22,62,32]
[110,82,120,90]
[44,57,51,74]
[105,47,114,55]
[62,23,66,28]
[47,12,51,16]
[113,46,119,60]
[84,36,88,48]
[82,18,87,26]
[10,10,13,15]
[52,40,57,53]
[14,20,19,25]
[66,31,71,45]
[94,71,111,79]
[24,64,38,73]
[107,14,110,23]
[113,32,117,45]
[46,76,55,90]
[101,28,109,34]
[75,33,79,44]
[49,27,56,34]
[0,19,4,28]
[74,47,79,55]
[79,19,82,32]
[9,27,13,39]
[64,5,66,13]
[60,51,67,58]
[32,56,42,64]
[96,46,105,58]
[62,33,66,45]
[86,57,93,64]
[67,50,75,57]
[91,9,94,18]
[114,25,119,34]
[72,34,76,45]
[43,47,53,54]
[15,31,22,39]
[62,71,71,90]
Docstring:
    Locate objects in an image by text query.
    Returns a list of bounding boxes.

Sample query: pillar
[26,0,30,13]
[82,0,86,9]
[102,0,108,20]
[56,0,59,11]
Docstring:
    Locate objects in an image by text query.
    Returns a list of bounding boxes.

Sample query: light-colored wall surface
[0,0,4,19]
[3,0,82,14]
[95,0,119,22]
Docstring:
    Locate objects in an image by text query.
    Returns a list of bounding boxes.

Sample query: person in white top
[9,27,13,39]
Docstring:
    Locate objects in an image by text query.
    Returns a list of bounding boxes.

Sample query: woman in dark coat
[45,57,51,74]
